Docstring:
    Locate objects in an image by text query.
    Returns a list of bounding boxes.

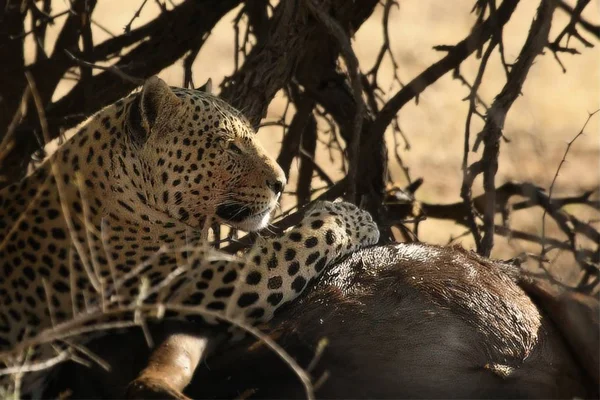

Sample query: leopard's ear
[127,76,181,146]
[196,78,213,94]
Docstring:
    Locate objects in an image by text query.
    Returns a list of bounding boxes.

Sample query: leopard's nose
[267,179,285,196]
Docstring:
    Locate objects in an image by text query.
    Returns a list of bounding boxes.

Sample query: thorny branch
[369,0,519,141]
[365,0,401,93]
[458,37,498,251]
[462,0,557,257]
[548,0,595,72]
[557,0,600,39]
[541,109,600,288]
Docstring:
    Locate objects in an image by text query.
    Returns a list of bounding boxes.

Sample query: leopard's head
[126,77,285,231]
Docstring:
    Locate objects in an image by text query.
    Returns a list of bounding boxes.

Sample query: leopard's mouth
[216,202,254,222]
[216,202,273,229]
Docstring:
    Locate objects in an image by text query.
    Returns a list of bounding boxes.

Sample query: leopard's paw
[303,201,379,253]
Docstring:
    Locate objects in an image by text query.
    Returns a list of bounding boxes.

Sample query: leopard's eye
[228,142,242,154]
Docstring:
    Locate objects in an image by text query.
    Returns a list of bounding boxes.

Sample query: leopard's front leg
[229,201,379,323]
[126,201,377,398]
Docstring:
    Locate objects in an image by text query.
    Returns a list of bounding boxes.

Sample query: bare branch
[369,0,519,140]
[124,0,150,34]
[465,0,557,256]
[557,0,600,39]
[64,50,144,85]
[305,0,364,203]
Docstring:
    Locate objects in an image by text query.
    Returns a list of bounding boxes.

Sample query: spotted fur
[0,77,379,395]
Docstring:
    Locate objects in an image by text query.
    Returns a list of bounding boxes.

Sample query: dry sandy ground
[26,1,600,284]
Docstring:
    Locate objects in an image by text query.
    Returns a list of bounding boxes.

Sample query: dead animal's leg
[521,277,600,386]
[126,332,224,399]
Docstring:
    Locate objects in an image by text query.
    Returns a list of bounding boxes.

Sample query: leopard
[0,76,379,397]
